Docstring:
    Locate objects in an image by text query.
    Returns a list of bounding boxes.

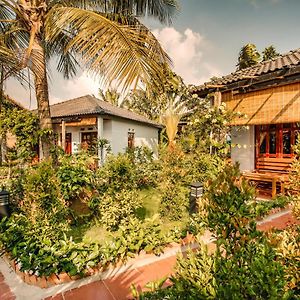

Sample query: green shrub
[135,164,288,299]
[101,216,180,263]
[57,154,94,201]
[126,146,159,189]
[96,154,137,192]
[270,225,300,294]
[204,164,286,299]
[159,184,189,221]
[94,190,141,231]
[11,161,69,223]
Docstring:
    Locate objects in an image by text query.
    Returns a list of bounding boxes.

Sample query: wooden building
[194,48,300,197]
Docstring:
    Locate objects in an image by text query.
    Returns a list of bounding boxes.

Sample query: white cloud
[248,0,281,8]
[5,71,101,108]
[152,27,221,85]
[48,71,100,104]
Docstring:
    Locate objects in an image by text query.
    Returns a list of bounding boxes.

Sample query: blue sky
[146,0,300,84]
[6,0,300,107]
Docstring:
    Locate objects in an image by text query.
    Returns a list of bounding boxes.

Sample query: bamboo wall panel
[222,82,300,125]
[61,117,97,127]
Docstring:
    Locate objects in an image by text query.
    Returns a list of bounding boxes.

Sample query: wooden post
[213,91,222,107]
[97,117,104,166]
[272,177,277,199]
[61,120,66,152]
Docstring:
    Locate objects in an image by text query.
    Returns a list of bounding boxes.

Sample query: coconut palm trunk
[32,37,52,159]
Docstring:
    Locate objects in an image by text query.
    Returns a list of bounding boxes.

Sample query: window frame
[255,123,300,159]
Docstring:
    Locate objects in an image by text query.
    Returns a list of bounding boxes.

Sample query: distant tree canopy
[262,45,280,61]
[98,88,121,107]
[237,43,261,70]
[122,68,186,121]
[237,44,281,70]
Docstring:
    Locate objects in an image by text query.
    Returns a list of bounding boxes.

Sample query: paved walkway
[0,209,298,300]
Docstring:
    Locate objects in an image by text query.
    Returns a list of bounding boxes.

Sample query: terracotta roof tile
[195,48,300,92]
[50,95,161,128]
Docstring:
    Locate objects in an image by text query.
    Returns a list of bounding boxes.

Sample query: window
[256,123,300,158]
[128,131,135,149]
[81,132,97,153]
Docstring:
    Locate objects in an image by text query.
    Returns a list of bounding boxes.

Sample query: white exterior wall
[53,117,159,156]
[110,118,159,156]
[103,119,112,142]
[231,126,255,172]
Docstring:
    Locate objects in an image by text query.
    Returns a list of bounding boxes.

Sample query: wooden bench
[256,157,293,173]
[243,157,293,198]
[243,172,288,198]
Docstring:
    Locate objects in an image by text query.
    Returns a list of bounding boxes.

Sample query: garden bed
[2,236,199,288]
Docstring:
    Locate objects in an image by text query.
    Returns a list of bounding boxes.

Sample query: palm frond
[45,31,80,79]
[61,0,178,23]
[46,6,171,92]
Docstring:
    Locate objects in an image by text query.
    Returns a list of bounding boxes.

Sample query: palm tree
[262,45,280,61]
[237,43,261,70]
[0,0,178,158]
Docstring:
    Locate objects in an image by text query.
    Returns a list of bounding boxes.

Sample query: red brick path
[44,256,176,300]
[257,211,299,231]
[0,273,15,300]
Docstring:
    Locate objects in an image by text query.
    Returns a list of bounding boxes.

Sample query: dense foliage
[0,101,40,163]
[136,165,293,299]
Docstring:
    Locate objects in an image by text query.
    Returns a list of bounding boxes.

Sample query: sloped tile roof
[195,48,300,92]
[50,95,161,128]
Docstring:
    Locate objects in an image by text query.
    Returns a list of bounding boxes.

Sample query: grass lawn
[69,187,189,244]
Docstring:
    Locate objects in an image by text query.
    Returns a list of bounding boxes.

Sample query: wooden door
[65,133,72,154]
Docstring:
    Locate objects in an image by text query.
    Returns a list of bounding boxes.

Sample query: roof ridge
[50,94,93,107]
[208,47,300,84]
[92,95,159,123]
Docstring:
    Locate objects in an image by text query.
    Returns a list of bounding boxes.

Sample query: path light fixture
[189,182,204,213]
[0,190,10,218]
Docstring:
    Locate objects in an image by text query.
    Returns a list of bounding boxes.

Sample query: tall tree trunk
[32,37,52,159]
[0,64,4,166]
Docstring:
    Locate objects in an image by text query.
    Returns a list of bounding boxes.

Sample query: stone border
[0,231,213,300]
[0,230,210,289]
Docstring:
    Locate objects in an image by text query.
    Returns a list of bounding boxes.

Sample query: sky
[5,0,300,108]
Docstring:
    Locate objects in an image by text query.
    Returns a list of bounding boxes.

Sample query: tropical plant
[262,45,280,61]
[57,154,94,201]
[182,97,237,155]
[160,93,191,149]
[97,138,111,166]
[237,43,261,70]
[96,153,138,193]
[0,0,178,158]
[134,165,288,299]
[96,190,141,231]
[204,165,286,299]
[287,140,300,218]
[0,105,40,163]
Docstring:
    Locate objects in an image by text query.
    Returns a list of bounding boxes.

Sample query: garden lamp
[0,190,10,218]
[189,182,204,213]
